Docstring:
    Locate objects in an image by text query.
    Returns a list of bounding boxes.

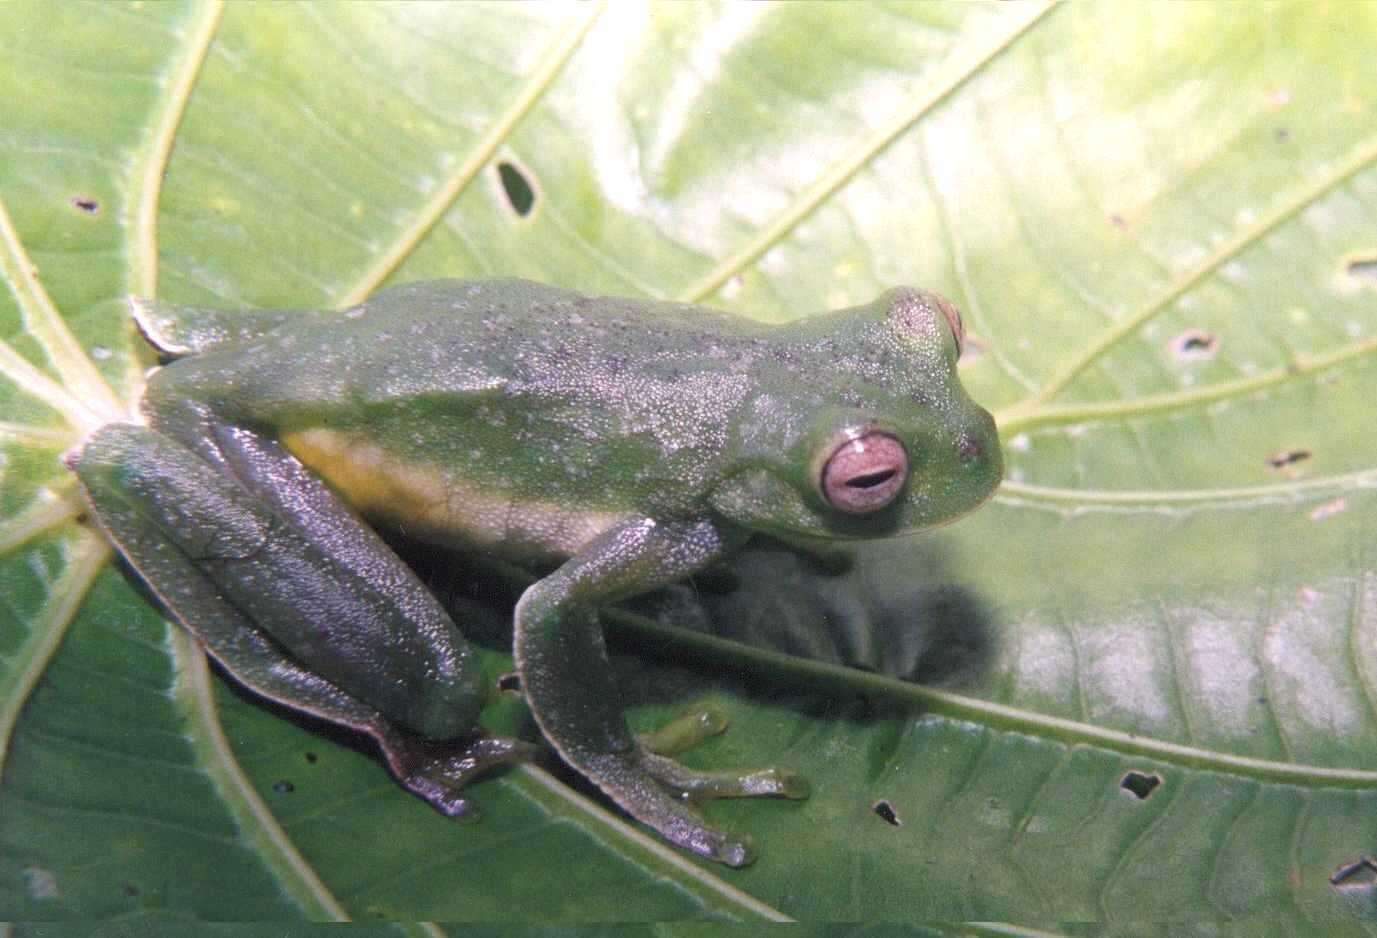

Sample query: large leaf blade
[1,2,1374,929]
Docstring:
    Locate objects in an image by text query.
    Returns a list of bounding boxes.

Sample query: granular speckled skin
[72,278,1002,867]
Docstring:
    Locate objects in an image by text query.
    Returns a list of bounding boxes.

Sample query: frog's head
[708,287,1003,541]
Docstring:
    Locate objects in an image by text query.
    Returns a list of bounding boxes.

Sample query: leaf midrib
[605,608,1377,789]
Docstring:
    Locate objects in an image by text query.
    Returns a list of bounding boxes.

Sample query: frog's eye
[820,432,908,514]
[932,292,965,356]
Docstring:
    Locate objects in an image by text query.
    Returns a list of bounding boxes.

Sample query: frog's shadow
[609,536,999,724]
[413,532,1000,728]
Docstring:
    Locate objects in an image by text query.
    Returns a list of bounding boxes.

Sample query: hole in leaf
[1331,855,1377,888]
[497,671,522,693]
[1266,448,1311,469]
[1120,770,1161,800]
[1170,329,1218,361]
[70,195,100,214]
[872,799,902,826]
[497,161,536,217]
[1348,256,1377,286]
[272,779,295,794]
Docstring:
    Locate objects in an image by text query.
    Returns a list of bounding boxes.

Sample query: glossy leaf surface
[1,2,1375,930]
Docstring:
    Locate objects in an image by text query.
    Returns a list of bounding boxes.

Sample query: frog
[69,278,1002,867]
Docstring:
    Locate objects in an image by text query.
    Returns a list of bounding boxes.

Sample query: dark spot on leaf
[497,671,521,693]
[1331,855,1377,888]
[304,751,318,764]
[1170,329,1218,361]
[70,195,100,214]
[122,883,140,898]
[1275,126,1291,142]
[1266,448,1311,469]
[1109,212,1127,229]
[497,161,536,217]
[272,780,295,794]
[1120,770,1161,800]
[872,799,902,826]
[1347,255,1377,286]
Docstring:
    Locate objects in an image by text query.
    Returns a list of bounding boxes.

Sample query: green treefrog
[70,278,1002,866]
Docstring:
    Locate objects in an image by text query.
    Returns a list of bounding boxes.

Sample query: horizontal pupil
[845,468,897,489]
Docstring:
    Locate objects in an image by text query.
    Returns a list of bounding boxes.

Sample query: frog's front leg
[71,422,533,816]
[513,518,808,867]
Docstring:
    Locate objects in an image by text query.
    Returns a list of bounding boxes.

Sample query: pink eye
[820,432,908,514]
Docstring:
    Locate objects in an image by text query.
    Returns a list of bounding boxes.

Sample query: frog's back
[143,280,777,549]
[157,279,771,411]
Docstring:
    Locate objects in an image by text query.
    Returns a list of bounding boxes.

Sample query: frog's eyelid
[931,293,965,357]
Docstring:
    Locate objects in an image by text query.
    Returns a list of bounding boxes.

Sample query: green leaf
[2,1,1375,930]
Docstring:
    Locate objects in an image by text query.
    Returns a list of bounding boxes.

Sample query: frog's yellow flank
[283,427,629,560]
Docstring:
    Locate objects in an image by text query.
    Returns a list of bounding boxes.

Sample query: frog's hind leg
[71,423,533,816]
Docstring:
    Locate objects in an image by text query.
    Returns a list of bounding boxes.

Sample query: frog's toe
[402,774,478,819]
[392,735,538,818]
[688,830,756,869]
[642,750,810,801]
[638,706,728,755]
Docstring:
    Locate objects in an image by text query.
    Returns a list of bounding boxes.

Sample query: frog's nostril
[957,436,983,463]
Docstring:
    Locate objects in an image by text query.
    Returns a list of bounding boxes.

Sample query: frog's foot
[641,750,809,801]
[581,744,806,867]
[381,733,539,819]
[610,708,805,866]
[637,707,808,798]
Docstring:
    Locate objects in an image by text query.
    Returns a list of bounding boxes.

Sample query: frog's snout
[957,406,1004,493]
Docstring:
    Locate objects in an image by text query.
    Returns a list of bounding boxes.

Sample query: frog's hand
[513,518,807,868]
[71,423,530,814]
[130,297,336,359]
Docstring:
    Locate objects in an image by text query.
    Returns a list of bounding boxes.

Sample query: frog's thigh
[73,424,485,740]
